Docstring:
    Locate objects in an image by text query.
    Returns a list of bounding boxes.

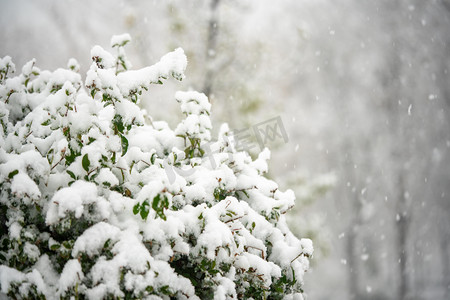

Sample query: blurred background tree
[1,0,450,299]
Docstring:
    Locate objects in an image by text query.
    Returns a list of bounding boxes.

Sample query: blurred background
[1,0,450,299]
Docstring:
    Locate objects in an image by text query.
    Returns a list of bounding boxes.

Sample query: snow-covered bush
[0,34,312,299]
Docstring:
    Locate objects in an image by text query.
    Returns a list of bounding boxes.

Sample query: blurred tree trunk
[395,174,409,300]
[440,229,450,299]
[343,144,362,299]
[203,0,221,98]
[438,2,450,295]
[379,3,412,296]
[347,211,360,299]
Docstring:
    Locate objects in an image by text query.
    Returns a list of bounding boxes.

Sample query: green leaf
[41,119,51,126]
[152,194,161,211]
[158,212,167,221]
[102,93,111,103]
[112,39,130,48]
[140,205,149,220]
[120,134,128,156]
[66,170,76,180]
[151,153,156,164]
[62,241,72,249]
[291,266,297,285]
[131,93,138,103]
[160,285,171,295]
[133,203,140,215]
[82,154,90,172]
[8,170,18,179]
[46,148,54,165]
[89,171,99,182]
[112,114,124,134]
[241,190,250,199]
[104,239,112,249]
[152,194,168,221]
[50,244,60,251]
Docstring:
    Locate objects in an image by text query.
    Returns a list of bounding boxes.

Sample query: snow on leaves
[0,34,312,299]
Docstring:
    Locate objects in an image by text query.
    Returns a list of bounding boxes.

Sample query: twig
[51,155,65,170]
[87,167,98,176]
[140,159,151,166]
[225,199,231,209]
[290,251,310,264]
[245,245,265,259]
[225,215,243,224]
[24,131,33,139]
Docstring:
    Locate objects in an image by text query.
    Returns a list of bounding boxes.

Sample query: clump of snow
[0,56,15,75]
[111,33,131,47]
[116,48,187,97]
[175,91,212,142]
[95,168,119,186]
[0,266,26,294]
[175,90,211,116]
[91,45,116,69]
[21,58,36,77]
[58,259,84,296]
[46,181,98,225]
[67,58,80,73]
[72,222,120,257]
[10,172,41,200]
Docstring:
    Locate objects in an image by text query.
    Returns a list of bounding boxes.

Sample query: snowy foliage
[0,34,312,299]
